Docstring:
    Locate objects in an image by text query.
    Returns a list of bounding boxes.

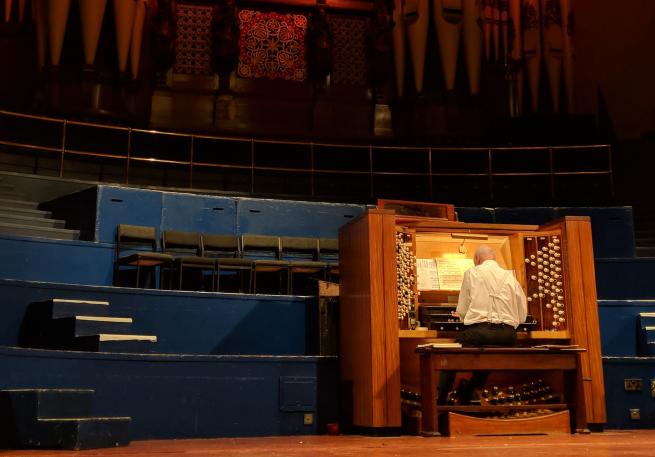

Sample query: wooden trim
[576,219,607,424]
[399,330,438,338]
[339,213,374,426]
[408,221,541,232]
[563,218,606,425]
[382,211,401,427]
[447,410,571,436]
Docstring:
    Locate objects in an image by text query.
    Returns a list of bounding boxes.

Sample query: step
[642,326,655,344]
[0,213,66,228]
[0,191,27,200]
[634,237,655,247]
[20,300,113,348]
[635,246,655,258]
[73,334,157,353]
[0,205,51,218]
[33,417,131,450]
[49,298,109,319]
[53,316,134,338]
[638,328,655,356]
[0,197,38,209]
[0,222,79,241]
[0,389,94,421]
[638,313,655,328]
[48,299,111,319]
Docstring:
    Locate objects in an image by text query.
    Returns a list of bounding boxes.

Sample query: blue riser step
[637,314,655,356]
[642,330,655,344]
[595,260,655,300]
[1,389,94,420]
[638,313,655,328]
[598,301,655,357]
[0,389,131,450]
[53,317,134,338]
[33,417,130,450]
[47,299,111,319]
[0,347,337,440]
[73,335,157,353]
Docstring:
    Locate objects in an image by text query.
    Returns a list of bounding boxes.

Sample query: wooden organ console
[338,206,606,435]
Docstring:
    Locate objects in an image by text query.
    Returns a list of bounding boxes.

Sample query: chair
[281,236,327,294]
[162,230,215,291]
[114,224,174,288]
[202,234,253,293]
[319,238,339,282]
[241,234,289,294]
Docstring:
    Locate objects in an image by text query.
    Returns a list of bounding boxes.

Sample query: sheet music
[416,258,440,291]
[435,258,474,290]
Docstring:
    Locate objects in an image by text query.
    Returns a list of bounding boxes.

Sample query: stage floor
[1,431,655,457]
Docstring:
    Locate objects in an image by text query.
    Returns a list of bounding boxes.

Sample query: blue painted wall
[235,198,364,237]
[493,207,557,225]
[454,207,495,223]
[457,206,635,258]
[96,187,239,242]
[92,186,366,243]
[603,358,655,429]
[161,192,236,234]
[0,235,113,286]
[95,186,164,244]
[596,259,655,300]
[0,279,312,356]
[598,300,655,357]
[0,346,338,439]
[556,207,635,258]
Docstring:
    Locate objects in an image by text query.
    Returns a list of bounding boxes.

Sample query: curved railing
[0,109,613,204]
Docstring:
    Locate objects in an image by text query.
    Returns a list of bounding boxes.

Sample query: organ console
[338,205,605,434]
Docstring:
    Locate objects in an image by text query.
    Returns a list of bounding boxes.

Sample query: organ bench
[417,346,587,436]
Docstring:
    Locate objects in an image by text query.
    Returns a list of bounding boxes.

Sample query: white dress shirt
[456,259,528,328]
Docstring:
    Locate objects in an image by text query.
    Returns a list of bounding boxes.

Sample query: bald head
[474,245,496,266]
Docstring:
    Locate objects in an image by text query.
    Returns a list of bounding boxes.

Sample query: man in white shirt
[438,245,528,405]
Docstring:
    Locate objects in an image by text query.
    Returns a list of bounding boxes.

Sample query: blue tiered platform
[0,179,654,441]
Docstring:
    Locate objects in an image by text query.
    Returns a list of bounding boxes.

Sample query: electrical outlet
[303,413,314,425]
[629,409,641,420]
[624,378,643,391]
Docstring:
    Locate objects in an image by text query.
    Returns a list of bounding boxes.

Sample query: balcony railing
[0,109,614,205]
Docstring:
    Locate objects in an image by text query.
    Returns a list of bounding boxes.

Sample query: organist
[437,245,528,405]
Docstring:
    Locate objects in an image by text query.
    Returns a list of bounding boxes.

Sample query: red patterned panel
[237,9,308,82]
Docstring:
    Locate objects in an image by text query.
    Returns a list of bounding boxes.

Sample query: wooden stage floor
[2,431,655,457]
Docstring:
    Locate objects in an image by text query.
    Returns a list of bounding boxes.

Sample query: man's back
[457,259,527,328]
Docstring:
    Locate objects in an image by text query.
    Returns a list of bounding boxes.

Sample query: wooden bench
[416,346,588,436]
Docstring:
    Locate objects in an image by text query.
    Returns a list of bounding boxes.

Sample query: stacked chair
[114,225,174,288]
[203,234,252,293]
[241,235,289,294]
[113,225,338,295]
[161,230,216,291]
[282,236,327,295]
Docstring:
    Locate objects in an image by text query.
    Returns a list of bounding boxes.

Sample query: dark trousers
[437,322,518,404]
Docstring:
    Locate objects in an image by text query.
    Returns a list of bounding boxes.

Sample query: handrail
[0,109,614,203]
